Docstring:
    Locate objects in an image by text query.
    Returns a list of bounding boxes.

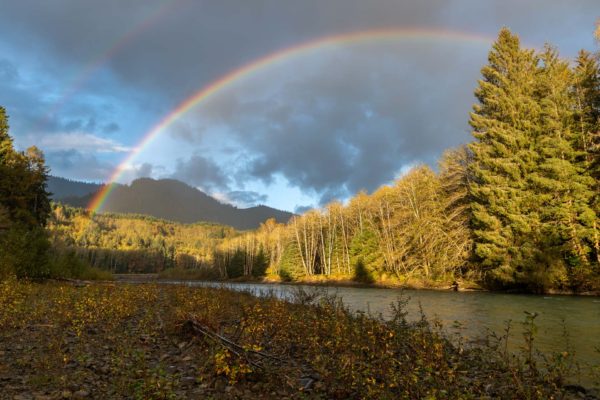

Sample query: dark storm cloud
[1,0,595,103]
[190,43,483,204]
[171,154,231,192]
[0,0,456,102]
[0,0,598,201]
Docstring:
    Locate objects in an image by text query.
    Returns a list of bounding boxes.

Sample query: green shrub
[0,224,50,279]
[353,257,375,284]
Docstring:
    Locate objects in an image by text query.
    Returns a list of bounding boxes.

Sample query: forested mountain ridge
[47,176,103,201]
[53,177,294,230]
[49,206,238,274]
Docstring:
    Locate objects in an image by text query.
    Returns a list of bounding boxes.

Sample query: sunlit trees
[468,29,599,290]
[468,29,542,287]
[573,50,600,269]
[438,146,474,277]
[530,47,598,288]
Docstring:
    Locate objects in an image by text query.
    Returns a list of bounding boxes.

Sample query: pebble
[181,376,196,385]
[73,390,89,399]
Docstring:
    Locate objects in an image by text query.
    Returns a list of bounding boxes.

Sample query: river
[157,280,599,385]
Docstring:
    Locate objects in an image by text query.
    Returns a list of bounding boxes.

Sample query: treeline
[213,155,471,285]
[49,205,238,274]
[468,30,599,290]
[212,28,600,292]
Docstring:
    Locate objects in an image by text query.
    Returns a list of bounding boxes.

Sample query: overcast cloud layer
[0,0,598,211]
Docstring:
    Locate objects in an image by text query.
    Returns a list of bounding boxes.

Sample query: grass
[0,279,594,399]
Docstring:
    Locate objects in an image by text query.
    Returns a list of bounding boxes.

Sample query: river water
[159,280,600,384]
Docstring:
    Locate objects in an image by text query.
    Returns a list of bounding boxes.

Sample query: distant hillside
[47,176,102,200]
[52,177,294,230]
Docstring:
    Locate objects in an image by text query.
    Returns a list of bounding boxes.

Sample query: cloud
[45,149,113,181]
[294,204,314,214]
[225,190,268,208]
[0,59,19,80]
[136,162,153,178]
[3,1,596,96]
[189,42,482,204]
[102,122,120,134]
[171,154,231,192]
[32,132,131,153]
[113,162,166,184]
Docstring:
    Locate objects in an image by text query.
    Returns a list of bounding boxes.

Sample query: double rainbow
[88,27,494,213]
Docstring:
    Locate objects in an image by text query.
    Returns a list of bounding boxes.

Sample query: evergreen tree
[0,106,13,159]
[468,28,542,287]
[531,47,597,288]
[349,228,382,278]
[573,50,600,268]
[0,107,52,279]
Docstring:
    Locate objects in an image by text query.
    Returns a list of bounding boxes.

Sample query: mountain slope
[47,176,103,200]
[53,177,294,230]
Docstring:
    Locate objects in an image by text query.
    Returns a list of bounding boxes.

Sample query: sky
[0,1,598,212]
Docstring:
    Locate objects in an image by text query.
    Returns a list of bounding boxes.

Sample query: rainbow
[88,27,495,213]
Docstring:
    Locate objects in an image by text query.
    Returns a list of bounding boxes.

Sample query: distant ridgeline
[48,176,293,230]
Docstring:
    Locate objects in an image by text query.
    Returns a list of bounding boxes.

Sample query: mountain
[47,176,103,200]
[50,177,294,230]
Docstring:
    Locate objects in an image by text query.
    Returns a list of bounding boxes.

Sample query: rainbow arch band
[87,27,495,213]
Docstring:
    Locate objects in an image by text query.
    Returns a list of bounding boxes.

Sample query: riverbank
[1,279,597,399]
[153,270,600,296]
[155,270,486,292]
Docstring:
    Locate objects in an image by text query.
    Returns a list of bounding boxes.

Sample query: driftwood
[184,316,286,370]
[183,315,321,390]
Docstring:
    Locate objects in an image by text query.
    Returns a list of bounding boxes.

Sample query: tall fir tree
[468,28,542,287]
[573,50,600,269]
[531,47,597,288]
